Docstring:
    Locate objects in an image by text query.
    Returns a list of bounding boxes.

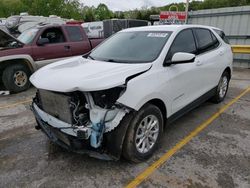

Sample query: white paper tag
[147,33,168,38]
[0,91,10,95]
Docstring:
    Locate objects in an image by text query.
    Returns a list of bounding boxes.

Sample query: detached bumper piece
[31,103,116,161]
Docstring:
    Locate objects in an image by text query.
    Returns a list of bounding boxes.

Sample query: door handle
[219,51,224,56]
[64,46,71,50]
[196,60,202,66]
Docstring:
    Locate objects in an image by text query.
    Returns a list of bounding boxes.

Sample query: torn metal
[84,92,128,148]
[33,88,129,150]
[0,28,23,50]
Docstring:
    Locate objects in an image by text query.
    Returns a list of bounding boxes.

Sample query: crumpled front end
[31,87,131,160]
[0,28,24,50]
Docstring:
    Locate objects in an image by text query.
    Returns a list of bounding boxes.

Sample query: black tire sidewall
[211,71,230,104]
[123,104,164,162]
[216,72,230,102]
[2,64,31,93]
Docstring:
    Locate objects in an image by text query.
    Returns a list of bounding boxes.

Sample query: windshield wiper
[88,55,95,60]
[107,59,115,62]
[105,59,130,63]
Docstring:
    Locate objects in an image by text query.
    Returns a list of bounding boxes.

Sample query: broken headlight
[90,86,126,109]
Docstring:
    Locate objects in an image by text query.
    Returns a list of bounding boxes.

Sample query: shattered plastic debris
[0,91,10,95]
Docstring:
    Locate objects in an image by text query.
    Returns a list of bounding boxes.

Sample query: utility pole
[185,0,189,24]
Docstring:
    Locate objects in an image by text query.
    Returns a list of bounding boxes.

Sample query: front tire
[123,104,163,163]
[211,71,230,103]
[2,64,31,93]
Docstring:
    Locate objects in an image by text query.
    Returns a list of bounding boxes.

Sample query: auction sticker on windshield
[147,33,169,38]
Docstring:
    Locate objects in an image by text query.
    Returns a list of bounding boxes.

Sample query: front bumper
[31,103,116,160]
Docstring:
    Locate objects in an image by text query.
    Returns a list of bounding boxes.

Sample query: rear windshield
[213,29,230,44]
[90,31,172,63]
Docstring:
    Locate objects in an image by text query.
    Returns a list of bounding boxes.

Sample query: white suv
[30,25,233,162]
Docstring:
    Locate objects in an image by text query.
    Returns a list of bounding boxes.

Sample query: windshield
[89,31,172,63]
[18,28,39,44]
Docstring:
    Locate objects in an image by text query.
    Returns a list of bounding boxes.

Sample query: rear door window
[194,28,219,54]
[65,26,84,42]
[166,29,197,62]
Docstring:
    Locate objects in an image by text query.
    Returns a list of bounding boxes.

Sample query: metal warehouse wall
[188,6,250,68]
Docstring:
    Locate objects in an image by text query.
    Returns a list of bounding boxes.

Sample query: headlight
[90,86,126,109]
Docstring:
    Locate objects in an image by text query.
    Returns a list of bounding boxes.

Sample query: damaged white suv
[30,25,233,162]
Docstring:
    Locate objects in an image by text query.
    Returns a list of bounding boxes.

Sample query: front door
[164,29,204,114]
[32,27,72,68]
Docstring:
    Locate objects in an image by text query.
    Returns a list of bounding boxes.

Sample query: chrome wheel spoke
[136,132,144,139]
[148,120,157,130]
[137,137,145,147]
[145,138,151,150]
[148,134,156,143]
[142,141,146,153]
[150,129,159,133]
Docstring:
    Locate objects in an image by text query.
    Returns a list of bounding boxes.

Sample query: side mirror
[171,52,195,64]
[37,38,49,46]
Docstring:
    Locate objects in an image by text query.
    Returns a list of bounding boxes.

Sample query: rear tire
[2,64,31,93]
[122,104,163,163]
[211,71,230,103]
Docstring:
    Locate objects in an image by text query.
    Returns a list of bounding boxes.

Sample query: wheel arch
[106,98,168,160]
[1,59,31,71]
[224,67,232,80]
[146,98,167,123]
[0,55,36,73]
[0,57,35,91]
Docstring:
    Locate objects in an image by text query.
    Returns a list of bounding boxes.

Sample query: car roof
[121,24,222,33]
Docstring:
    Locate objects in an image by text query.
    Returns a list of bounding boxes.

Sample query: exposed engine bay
[33,87,130,149]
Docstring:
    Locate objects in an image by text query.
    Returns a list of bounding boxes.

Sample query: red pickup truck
[0,24,103,93]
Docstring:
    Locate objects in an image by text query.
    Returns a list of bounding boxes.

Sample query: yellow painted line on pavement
[0,99,32,110]
[126,86,250,188]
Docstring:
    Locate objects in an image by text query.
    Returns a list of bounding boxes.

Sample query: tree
[83,6,96,22]
[0,0,250,21]
[94,4,113,21]
[0,0,29,17]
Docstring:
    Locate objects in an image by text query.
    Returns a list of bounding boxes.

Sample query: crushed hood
[0,29,24,50]
[30,56,152,92]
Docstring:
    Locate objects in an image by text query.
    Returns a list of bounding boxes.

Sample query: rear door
[64,26,92,56]
[32,27,72,68]
[193,28,224,93]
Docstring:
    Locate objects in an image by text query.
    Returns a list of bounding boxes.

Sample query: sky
[80,0,184,11]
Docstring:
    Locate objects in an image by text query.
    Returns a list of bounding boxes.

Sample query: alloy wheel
[135,115,160,154]
[219,76,228,98]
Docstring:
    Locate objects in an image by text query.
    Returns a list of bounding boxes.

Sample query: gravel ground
[0,68,249,188]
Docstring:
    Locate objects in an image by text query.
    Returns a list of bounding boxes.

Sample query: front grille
[38,89,73,124]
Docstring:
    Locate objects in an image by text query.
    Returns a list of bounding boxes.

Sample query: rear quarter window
[213,29,230,44]
[65,26,84,42]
